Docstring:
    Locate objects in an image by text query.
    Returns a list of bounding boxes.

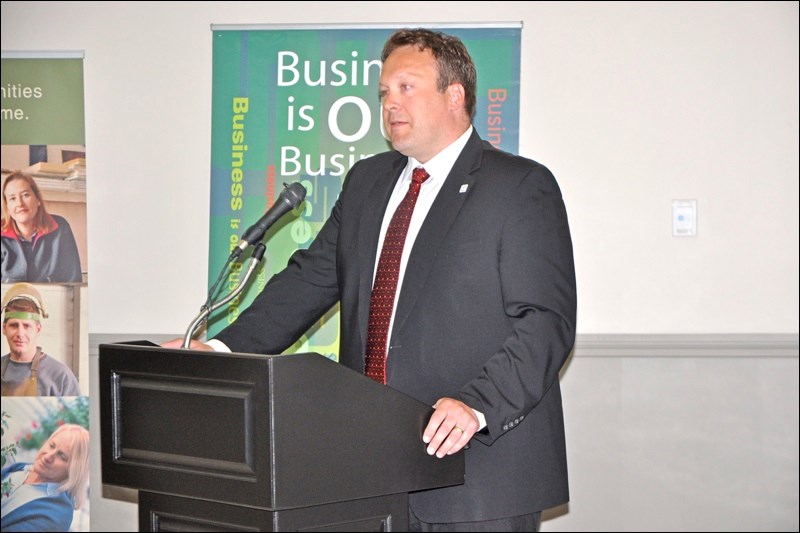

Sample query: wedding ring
[454,426,465,433]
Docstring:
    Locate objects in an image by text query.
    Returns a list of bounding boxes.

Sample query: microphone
[233,182,307,256]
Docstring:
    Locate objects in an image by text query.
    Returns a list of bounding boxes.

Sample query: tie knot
[412,167,429,184]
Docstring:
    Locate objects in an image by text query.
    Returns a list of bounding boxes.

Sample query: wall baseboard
[90,333,799,359]
[574,333,798,358]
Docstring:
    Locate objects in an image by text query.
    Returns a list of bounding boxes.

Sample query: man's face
[379,45,458,163]
[2,317,41,360]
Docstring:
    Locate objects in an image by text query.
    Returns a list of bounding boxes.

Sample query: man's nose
[382,93,399,111]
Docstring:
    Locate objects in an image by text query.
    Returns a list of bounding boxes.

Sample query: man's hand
[160,338,214,351]
[423,397,479,458]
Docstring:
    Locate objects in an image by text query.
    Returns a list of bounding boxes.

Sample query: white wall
[2,1,797,336]
[3,2,798,531]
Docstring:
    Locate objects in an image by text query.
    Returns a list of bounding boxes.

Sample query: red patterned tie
[365,167,430,384]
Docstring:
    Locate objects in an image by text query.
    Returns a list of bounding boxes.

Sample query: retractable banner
[1,52,91,532]
[208,25,521,358]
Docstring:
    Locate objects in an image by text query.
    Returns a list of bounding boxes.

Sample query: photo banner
[1,51,90,532]
[208,24,521,358]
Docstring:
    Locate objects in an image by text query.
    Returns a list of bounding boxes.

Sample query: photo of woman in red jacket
[1,171,82,284]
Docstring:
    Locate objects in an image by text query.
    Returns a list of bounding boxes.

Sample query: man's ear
[447,83,465,111]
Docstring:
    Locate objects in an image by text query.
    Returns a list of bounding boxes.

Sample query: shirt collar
[404,125,473,184]
[23,464,62,495]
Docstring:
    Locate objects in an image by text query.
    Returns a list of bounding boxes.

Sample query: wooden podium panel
[100,341,464,531]
[138,491,408,532]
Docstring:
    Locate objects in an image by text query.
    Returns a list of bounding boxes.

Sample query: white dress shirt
[374,126,473,348]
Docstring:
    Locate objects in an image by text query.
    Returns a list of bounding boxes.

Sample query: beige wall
[2,1,797,336]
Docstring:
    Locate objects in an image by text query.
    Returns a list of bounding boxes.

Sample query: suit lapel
[391,131,484,336]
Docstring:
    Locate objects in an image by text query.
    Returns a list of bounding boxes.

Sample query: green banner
[208,25,521,359]
[1,57,85,145]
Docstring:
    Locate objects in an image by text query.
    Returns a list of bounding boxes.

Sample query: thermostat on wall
[672,199,697,237]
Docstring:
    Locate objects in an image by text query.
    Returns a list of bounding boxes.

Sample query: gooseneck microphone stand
[181,242,266,349]
[180,182,307,349]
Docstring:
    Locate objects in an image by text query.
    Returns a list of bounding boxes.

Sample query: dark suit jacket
[215,129,577,523]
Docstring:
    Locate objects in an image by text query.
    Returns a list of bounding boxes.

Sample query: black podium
[99,342,464,531]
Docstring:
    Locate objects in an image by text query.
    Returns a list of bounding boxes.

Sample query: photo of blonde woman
[1,397,90,532]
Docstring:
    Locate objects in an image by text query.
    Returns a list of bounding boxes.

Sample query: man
[166,28,576,531]
[1,282,81,396]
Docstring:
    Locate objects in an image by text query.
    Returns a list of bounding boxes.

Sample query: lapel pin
[459,184,469,193]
